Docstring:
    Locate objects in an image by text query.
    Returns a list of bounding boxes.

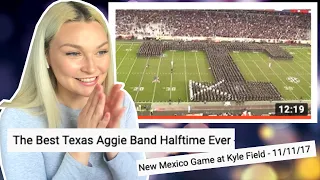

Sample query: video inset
[113,8,314,121]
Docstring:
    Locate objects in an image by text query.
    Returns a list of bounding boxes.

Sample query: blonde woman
[0,1,146,179]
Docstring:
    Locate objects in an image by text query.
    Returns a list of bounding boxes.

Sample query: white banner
[137,141,317,176]
[7,128,235,152]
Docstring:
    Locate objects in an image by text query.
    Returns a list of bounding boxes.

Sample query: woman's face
[48,21,109,98]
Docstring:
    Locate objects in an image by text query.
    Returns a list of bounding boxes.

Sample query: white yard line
[293,49,311,65]
[124,57,137,84]
[290,50,312,70]
[254,53,299,99]
[184,52,189,102]
[151,56,163,103]
[116,43,133,70]
[291,60,311,75]
[281,61,311,86]
[236,53,257,81]
[170,51,175,100]
[282,48,311,75]
[238,55,311,75]
[116,44,123,52]
[246,53,271,82]
[194,52,202,81]
[260,53,311,99]
[134,57,150,101]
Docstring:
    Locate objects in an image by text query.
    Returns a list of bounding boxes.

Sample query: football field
[116,41,311,103]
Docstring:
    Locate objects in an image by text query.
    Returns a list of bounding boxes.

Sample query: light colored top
[0,92,147,180]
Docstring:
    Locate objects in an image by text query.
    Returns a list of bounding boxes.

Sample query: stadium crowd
[116,10,311,40]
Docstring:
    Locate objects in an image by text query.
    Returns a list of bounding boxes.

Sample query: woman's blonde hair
[0,0,114,128]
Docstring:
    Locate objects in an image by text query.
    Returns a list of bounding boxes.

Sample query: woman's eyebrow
[59,41,108,49]
[59,43,82,49]
[97,41,108,49]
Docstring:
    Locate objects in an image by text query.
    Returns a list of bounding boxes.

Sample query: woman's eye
[97,50,108,56]
[66,52,81,56]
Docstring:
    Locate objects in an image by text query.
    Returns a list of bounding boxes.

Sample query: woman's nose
[81,56,97,74]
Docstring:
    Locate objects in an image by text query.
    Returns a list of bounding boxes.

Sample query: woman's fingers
[107,86,124,112]
[97,112,110,128]
[91,91,106,127]
[112,90,124,109]
[82,84,100,115]
[86,84,102,119]
[107,107,126,128]
[106,85,119,104]
[78,83,126,129]
[105,84,122,113]
[78,85,99,128]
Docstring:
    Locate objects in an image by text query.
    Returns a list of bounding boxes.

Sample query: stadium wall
[117,34,311,45]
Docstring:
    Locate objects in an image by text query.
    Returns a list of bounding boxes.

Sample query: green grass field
[116,41,311,103]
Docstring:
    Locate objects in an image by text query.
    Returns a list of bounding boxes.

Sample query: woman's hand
[104,84,126,160]
[69,84,110,166]
[104,84,126,129]
[78,84,110,128]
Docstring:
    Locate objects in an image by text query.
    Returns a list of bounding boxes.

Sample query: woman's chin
[78,87,96,97]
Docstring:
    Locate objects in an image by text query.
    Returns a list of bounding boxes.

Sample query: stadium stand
[116,9,310,103]
[116,10,311,40]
